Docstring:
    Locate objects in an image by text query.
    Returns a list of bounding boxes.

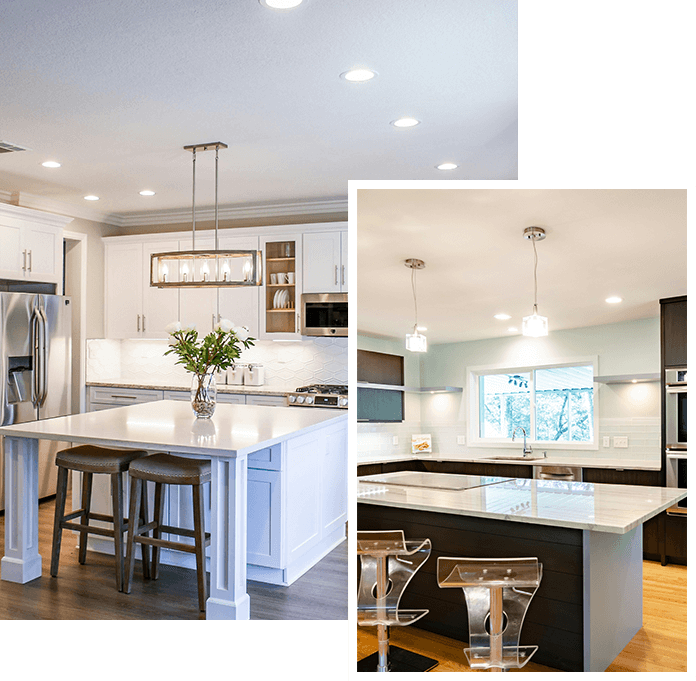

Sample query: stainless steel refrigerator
[1,292,72,510]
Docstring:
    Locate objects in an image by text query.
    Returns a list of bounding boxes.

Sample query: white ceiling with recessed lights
[0,0,517,223]
[357,188,687,344]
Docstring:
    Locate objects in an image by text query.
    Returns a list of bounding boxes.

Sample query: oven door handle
[666,451,688,460]
[666,384,687,393]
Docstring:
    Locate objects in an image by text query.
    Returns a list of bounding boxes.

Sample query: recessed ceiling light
[139,190,156,196]
[436,162,458,170]
[391,117,420,128]
[259,0,303,8]
[494,313,512,320]
[84,195,99,201]
[606,296,623,304]
[340,68,377,83]
[41,161,61,168]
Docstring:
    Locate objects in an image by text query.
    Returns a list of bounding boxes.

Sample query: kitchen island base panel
[358,504,645,672]
[1,437,42,584]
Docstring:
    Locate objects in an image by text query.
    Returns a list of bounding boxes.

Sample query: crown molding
[1,192,347,228]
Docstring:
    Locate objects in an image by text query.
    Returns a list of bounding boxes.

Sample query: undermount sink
[483,456,546,462]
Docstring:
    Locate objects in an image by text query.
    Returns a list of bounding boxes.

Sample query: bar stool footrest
[464,644,539,670]
[357,608,429,627]
[357,646,438,673]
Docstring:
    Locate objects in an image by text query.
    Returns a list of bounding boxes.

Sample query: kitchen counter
[357,471,686,671]
[358,471,683,533]
[86,379,292,396]
[1,400,348,619]
[357,451,662,471]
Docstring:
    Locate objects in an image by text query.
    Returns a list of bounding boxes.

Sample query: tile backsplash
[87,337,347,388]
[358,416,661,464]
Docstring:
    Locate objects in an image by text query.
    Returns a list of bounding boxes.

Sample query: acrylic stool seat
[437,556,543,671]
[357,530,437,672]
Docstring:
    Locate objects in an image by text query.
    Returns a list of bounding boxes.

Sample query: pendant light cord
[411,265,419,332]
[532,235,539,312]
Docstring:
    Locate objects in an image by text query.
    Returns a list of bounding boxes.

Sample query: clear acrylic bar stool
[437,556,543,672]
[357,530,437,672]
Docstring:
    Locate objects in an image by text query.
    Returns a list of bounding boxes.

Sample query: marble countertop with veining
[357,471,684,533]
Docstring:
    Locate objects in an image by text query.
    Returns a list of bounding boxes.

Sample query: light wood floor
[357,559,687,672]
[0,494,347,620]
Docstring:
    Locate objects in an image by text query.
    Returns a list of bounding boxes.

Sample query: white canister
[227,364,246,385]
[244,363,265,386]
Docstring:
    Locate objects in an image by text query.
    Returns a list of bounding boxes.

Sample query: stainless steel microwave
[301,293,348,336]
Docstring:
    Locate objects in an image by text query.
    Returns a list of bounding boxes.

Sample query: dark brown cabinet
[661,296,687,368]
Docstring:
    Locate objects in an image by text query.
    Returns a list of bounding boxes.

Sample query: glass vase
[191,370,217,418]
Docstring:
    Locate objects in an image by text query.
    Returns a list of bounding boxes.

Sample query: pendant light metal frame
[521,226,548,337]
[150,142,263,288]
[405,258,428,352]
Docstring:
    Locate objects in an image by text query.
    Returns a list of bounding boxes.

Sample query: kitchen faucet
[512,426,533,457]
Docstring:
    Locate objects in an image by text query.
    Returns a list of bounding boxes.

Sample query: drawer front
[246,394,287,407]
[217,393,246,405]
[248,444,282,471]
[89,387,163,405]
[163,390,190,401]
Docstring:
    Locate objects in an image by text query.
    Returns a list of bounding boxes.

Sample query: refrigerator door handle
[31,305,41,408]
[39,304,49,406]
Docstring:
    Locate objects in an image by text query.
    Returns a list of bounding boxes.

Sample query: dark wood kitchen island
[357,471,686,672]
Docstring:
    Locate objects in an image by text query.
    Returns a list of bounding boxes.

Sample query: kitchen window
[469,359,598,449]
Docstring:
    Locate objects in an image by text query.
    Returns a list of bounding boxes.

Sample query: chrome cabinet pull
[22,250,27,271]
[341,265,345,286]
[137,314,141,332]
[28,250,32,272]
[142,315,146,332]
[335,265,338,285]
[296,313,300,333]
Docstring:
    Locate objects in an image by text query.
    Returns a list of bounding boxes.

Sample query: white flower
[215,318,234,333]
[165,321,182,334]
[233,325,250,341]
[182,322,197,332]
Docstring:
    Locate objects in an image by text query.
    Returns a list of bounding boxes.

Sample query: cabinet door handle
[27,250,32,272]
[22,250,27,271]
[341,265,345,286]
[335,265,338,285]
[296,313,300,333]
[142,315,146,332]
[137,314,141,332]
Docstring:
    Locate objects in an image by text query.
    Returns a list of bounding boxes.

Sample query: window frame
[467,355,599,450]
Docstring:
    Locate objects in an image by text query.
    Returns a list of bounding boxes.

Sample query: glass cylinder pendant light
[405,258,428,352]
[150,142,262,288]
[521,226,548,337]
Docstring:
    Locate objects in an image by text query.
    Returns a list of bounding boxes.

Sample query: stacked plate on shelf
[273,288,291,309]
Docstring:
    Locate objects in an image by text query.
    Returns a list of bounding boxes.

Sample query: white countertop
[1,400,347,458]
[87,379,292,396]
[357,471,685,534]
[357,451,662,471]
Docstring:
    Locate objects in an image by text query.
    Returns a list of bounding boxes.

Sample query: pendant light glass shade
[522,306,548,337]
[405,329,428,352]
[150,142,262,288]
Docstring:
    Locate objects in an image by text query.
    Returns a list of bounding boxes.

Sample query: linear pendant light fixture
[150,142,262,288]
[521,226,548,337]
[405,258,427,352]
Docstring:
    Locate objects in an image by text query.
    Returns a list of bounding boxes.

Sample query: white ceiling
[357,188,687,344]
[0,0,517,223]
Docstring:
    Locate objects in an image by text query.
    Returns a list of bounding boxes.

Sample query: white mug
[287,272,295,284]
[277,272,287,284]
[270,273,277,285]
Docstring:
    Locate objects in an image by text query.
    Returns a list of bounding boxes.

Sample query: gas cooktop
[288,384,348,408]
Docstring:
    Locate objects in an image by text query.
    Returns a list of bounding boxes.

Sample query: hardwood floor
[0,494,347,620]
[357,560,687,672]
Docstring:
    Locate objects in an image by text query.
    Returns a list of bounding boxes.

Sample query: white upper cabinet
[105,240,178,339]
[0,204,72,286]
[103,223,346,341]
[302,230,348,293]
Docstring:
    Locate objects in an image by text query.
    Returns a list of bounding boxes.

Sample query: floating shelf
[594,373,660,384]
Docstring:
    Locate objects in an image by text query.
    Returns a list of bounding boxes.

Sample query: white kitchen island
[358,471,686,672]
[1,400,347,620]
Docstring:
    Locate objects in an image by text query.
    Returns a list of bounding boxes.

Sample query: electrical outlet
[392,436,399,446]
[603,436,610,448]
[457,436,466,445]
[614,436,629,449]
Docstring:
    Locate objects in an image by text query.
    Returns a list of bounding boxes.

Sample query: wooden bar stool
[51,444,151,592]
[124,453,211,612]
